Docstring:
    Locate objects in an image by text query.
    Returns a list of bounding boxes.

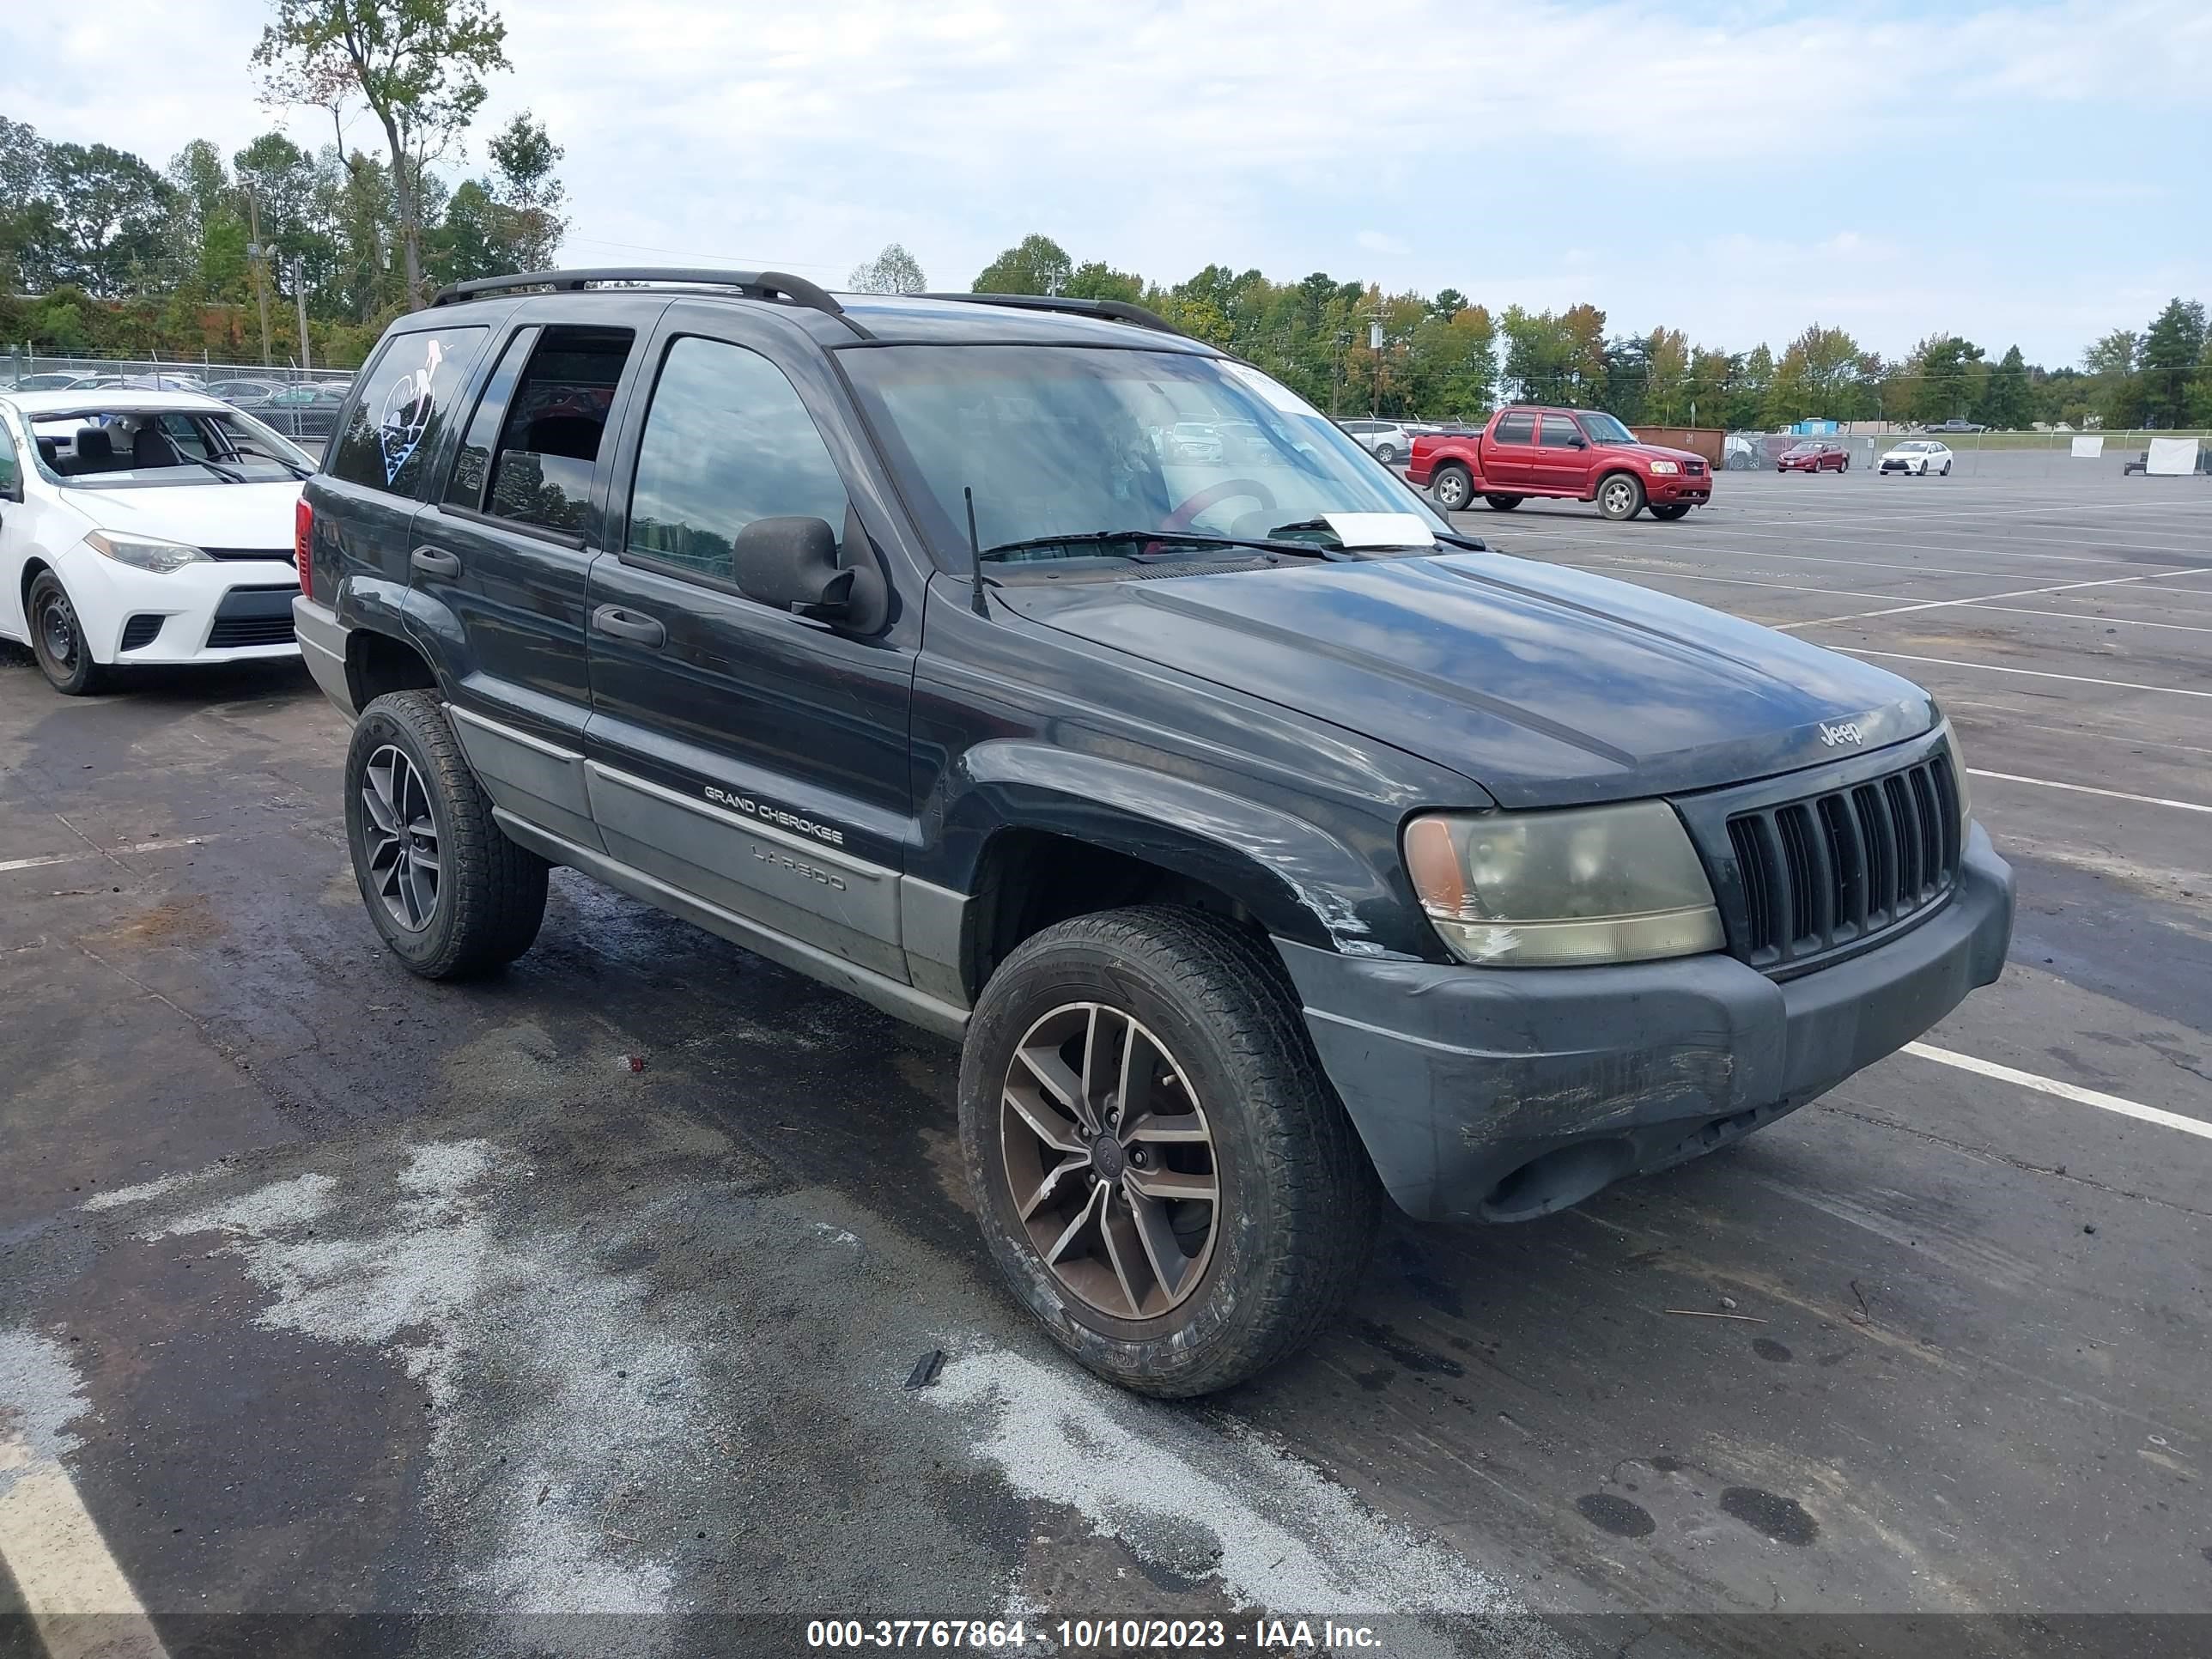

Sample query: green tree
[1976,344,2035,429]
[41,142,176,296]
[1765,324,1868,424]
[973,233,1072,296]
[848,242,927,294]
[1909,334,1985,422]
[486,111,565,270]
[1063,261,1144,304]
[255,0,511,309]
[2080,326,2141,428]
[2138,298,2208,428]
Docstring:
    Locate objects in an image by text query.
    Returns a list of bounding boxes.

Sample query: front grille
[206,614,296,648]
[119,614,164,651]
[1686,460,1707,476]
[198,547,295,562]
[1725,752,1961,972]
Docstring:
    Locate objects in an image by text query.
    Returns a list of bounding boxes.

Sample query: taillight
[295,497,314,600]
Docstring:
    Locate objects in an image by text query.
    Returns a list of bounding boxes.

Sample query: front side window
[1539,416,1582,448]
[626,337,850,586]
[329,325,488,495]
[840,344,1442,562]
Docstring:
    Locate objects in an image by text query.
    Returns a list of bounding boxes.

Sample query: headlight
[1941,726,1972,830]
[85,531,210,574]
[1403,800,1724,967]
[1647,460,1680,475]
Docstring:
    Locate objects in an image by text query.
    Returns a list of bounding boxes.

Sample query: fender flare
[946,740,1425,960]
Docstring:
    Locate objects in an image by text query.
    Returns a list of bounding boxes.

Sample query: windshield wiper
[976,528,1332,563]
[185,455,248,483]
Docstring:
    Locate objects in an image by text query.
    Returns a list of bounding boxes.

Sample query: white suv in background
[0,390,313,694]
[1339,419,1413,465]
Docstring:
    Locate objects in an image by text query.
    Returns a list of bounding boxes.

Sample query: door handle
[591,605,666,648]
[410,546,460,579]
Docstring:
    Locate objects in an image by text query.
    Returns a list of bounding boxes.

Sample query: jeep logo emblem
[1818,720,1865,747]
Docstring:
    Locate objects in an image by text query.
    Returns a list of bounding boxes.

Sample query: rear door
[580,305,921,981]
[1483,410,1540,488]
[407,300,663,848]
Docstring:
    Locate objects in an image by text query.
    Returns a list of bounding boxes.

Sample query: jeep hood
[1003,551,1936,808]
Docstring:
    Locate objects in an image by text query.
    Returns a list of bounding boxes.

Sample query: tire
[26,571,109,696]
[958,906,1382,1397]
[343,690,549,979]
[1483,494,1524,511]
[1596,472,1646,521]
[1942,462,1952,476]
[1375,444,1399,465]
[1430,463,1474,513]
[1649,503,1691,520]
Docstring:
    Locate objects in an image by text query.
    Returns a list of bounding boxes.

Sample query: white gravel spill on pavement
[921,1350,1565,1659]
[0,1328,88,1472]
[79,1168,222,1212]
[126,1141,712,1648]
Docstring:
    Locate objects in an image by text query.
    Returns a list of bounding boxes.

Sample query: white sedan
[0,390,312,695]
[1879,440,1954,477]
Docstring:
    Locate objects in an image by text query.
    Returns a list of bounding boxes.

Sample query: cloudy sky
[5,0,2208,364]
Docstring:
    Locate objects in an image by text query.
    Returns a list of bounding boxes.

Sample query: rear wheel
[1430,463,1474,512]
[343,690,550,979]
[1375,444,1399,465]
[27,571,108,696]
[1649,503,1692,520]
[1483,494,1524,511]
[1597,472,1646,521]
[959,907,1381,1397]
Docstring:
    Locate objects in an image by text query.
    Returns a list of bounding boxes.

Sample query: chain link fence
[1720,427,2211,477]
[3,349,357,447]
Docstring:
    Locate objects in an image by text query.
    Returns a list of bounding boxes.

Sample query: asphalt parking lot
[3,454,2208,1658]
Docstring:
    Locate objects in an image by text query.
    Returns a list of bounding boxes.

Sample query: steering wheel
[1163,477,1278,534]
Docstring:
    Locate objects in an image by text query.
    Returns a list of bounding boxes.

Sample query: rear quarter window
[329,325,489,496]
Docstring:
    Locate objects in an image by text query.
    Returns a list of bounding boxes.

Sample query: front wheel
[1649,503,1692,520]
[959,907,1381,1397]
[1597,472,1646,521]
[1374,444,1399,465]
[343,690,550,979]
[1942,462,1952,475]
[1430,463,1474,512]
[1484,494,1524,511]
[27,571,108,696]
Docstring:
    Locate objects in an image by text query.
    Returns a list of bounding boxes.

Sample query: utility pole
[244,188,273,368]
[291,256,312,374]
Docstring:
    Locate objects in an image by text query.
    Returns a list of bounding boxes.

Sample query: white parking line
[1835,650,2212,698]
[0,1438,170,1658]
[1965,769,2212,814]
[1904,1043,2212,1141]
[1777,566,2212,630]
[0,838,210,876]
[1638,522,2211,566]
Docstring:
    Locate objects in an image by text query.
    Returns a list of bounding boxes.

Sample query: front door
[406,300,663,848]
[1534,413,1589,495]
[1484,410,1540,488]
[582,311,920,981]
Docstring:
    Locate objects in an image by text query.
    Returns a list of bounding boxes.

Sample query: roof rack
[428,267,870,337]
[915,292,1185,339]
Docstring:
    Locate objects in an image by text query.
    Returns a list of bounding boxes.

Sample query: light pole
[242,186,274,368]
[290,256,312,374]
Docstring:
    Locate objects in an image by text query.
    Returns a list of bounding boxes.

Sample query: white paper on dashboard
[1220,360,1317,416]
[1320,512,1437,549]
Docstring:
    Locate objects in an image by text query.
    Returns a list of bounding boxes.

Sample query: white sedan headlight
[1404,800,1724,967]
[85,530,210,574]
[1647,459,1680,475]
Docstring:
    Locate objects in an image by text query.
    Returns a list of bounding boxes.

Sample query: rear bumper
[293,595,356,718]
[1279,826,2013,1224]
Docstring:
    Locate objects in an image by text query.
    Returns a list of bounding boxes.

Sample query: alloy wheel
[1602,479,1636,515]
[360,744,441,931]
[999,1002,1220,1321]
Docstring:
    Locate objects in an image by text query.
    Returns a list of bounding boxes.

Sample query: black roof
[426,267,1213,353]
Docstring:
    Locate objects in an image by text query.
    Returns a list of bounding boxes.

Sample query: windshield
[1578,411,1635,444]
[839,345,1443,561]
[27,405,313,489]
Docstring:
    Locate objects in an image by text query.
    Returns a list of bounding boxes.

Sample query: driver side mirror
[1568,434,1589,449]
[732,512,888,633]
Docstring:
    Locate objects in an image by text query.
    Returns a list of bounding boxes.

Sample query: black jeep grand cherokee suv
[295,268,2014,1396]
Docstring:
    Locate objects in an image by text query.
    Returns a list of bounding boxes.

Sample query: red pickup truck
[1407,405,1712,521]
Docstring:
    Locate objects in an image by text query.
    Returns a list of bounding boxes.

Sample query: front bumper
[62,553,301,665]
[1279,825,2013,1224]
[1645,472,1711,504]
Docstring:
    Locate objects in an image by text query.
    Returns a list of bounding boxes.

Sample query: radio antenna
[964,487,990,619]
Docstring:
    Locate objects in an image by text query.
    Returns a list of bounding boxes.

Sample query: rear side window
[624,337,849,587]
[443,327,538,510]
[328,326,488,495]
[1493,411,1536,444]
[1539,416,1582,448]
[480,327,634,536]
